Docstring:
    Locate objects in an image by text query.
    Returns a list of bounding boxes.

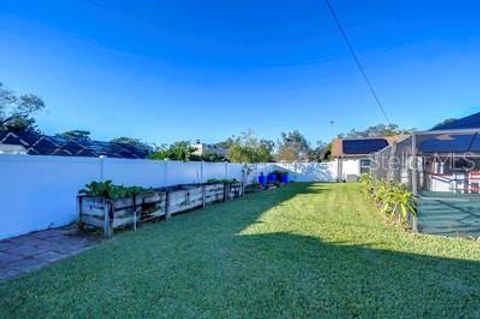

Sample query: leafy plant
[206,178,238,184]
[250,181,260,188]
[359,173,417,226]
[79,180,154,200]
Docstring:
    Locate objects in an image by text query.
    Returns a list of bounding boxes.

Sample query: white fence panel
[165,160,201,185]
[0,154,339,239]
[0,155,100,239]
[103,158,168,187]
[203,162,227,182]
[227,163,244,181]
[244,163,272,184]
[274,162,337,182]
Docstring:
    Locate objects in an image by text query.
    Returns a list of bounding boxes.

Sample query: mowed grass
[1,183,479,318]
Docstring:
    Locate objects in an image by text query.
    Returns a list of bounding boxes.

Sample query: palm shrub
[358,173,417,226]
[358,173,375,195]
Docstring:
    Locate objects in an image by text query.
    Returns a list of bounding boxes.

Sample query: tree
[226,130,274,163]
[338,123,412,139]
[149,141,197,161]
[201,150,226,162]
[111,137,153,154]
[0,82,45,132]
[275,130,311,162]
[307,141,332,162]
[56,130,91,140]
[215,137,236,150]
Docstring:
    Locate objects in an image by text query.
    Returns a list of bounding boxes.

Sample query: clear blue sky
[1,0,479,145]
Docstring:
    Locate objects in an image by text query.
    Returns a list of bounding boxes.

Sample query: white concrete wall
[0,154,338,239]
[0,155,101,240]
[273,162,337,182]
[0,155,246,239]
[336,158,361,181]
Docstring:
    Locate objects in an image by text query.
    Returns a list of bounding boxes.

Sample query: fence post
[76,195,82,222]
[99,155,106,181]
[202,184,206,208]
[132,195,137,231]
[200,161,204,183]
[294,162,298,182]
[225,161,229,179]
[411,132,418,196]
[411,214,418,232]
[241,163,246,184]
[241,164,246,195]
[165,190,171,220]
[164,160,169,187]
[103,200,112,238]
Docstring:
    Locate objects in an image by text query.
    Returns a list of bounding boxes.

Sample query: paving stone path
[0,226,99,281]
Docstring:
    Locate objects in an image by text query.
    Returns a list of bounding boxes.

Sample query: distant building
[0,144,27,154]
[0,130,150,159]
[332,136,402,182]
[192,141,227,157]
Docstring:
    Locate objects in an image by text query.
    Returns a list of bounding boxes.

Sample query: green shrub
[206,178,238,184]
[359,173,417,226]
[79,180,154,200]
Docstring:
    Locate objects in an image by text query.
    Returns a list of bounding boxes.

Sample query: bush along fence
[77,179,243,237]
[358,174,418,231]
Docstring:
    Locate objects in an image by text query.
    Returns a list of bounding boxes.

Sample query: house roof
[0,131,150,159]
[432,111,480,130]
[332,136,401,158]
[419,134,480,153]
[417,111,480,153]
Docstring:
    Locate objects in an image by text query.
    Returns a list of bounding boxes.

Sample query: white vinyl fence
[0,154,336,239]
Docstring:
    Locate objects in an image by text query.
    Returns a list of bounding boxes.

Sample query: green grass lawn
[1,183,479,318]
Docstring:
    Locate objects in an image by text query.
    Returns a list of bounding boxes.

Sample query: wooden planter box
[78,182,244,237]
[78,191,166,237]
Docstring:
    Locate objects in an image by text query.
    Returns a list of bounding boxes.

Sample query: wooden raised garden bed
[78,182,244,237]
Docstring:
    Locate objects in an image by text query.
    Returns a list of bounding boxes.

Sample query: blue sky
[1,0,479,145]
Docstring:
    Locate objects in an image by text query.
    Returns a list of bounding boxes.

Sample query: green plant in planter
[206,178,238,184]
[79,180,154,200]
[79,180,116,198]
[250,181,260,188]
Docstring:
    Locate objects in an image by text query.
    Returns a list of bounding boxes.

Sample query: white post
[411,132,418,196]
[164,160,169,187]
[99,155,106,181]
[294,162,298,182]
[242,163,247,185]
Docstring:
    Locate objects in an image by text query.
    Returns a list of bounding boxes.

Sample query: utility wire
[325,0,391,124]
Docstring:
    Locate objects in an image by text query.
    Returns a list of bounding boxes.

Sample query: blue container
[267,173,277,183]
[280,173,288,184]
[258,173,266,188]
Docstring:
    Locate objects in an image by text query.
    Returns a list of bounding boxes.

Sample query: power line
[324,0,391,124]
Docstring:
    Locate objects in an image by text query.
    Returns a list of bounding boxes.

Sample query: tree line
[1,82,442,163]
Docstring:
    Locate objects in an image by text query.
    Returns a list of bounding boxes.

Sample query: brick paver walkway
[0,226,99,281]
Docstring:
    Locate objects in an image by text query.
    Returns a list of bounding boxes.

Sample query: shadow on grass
[0,183,479,318]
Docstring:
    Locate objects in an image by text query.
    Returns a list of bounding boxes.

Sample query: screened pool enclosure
[370,128,480,236]
[371,128,480,195]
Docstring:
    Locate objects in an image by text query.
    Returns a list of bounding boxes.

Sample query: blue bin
[280,173,288,184]
[267,173,277,184]
[258,173,266,188]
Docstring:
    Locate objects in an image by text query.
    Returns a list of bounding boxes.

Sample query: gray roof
[0,131,150,159]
